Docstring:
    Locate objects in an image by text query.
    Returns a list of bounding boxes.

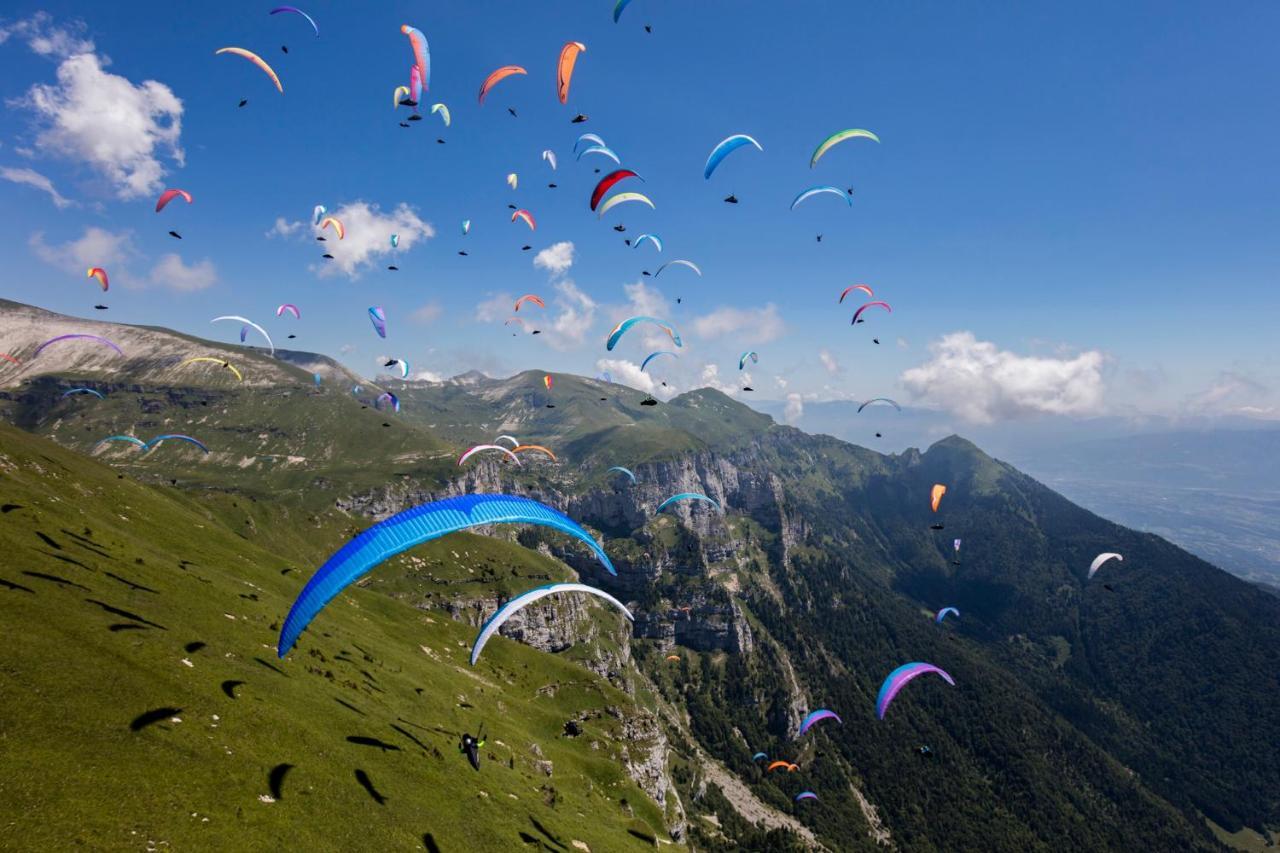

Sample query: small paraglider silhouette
[387,265,399,271]
[873,338,880,345]
[316,236,326,242]
[724,194,739,204]
[287,334,297,339]
[437,138,446,144]
[645,24,652,33]
[94,304,109,310]
[875,432,882,438]
[508,107,518,117]
[548,182,557,188]
[168,230,182,239]
[918,746,934,758]
[930,523,945,530]
[640,397,657,406]
[407,114,422,122]
[742,386,754,392]
[238,98,248,108]
[458,250,468,256]
[572,114,588,123]
[321,253,334,259]
[816,234,823,242]
[613,224,626,232]
[1104,583,1116,592]
[521,245,532,251]
[281,45,289,54]
[399,122,410,128]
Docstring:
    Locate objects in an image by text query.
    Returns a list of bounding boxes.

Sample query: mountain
[3,301,1278,851]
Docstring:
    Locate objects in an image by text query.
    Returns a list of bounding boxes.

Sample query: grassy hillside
[0,422,670,851]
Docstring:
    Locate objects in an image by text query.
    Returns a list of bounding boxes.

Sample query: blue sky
[2,1,1278,428]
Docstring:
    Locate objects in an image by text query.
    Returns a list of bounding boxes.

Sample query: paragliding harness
[460,725,486,771]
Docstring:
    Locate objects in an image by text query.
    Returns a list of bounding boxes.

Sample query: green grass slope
[0,422,669,851]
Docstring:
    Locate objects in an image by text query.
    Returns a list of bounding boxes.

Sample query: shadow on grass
[254,657,287,677]
[389,723,430,753]
[268,763,294,799]
[22,571,90,591]
[422,833,441,853]
[85,599,166,629]
[354,769,386,805]
[346,735,400,753]
[104,572,157,594]
[108,623,149,632]
[221,680,245,699]
[130,707,182,731]
[35,531,61,550]
[1,577,35,593]
[529,816,567,850]
[335,697,365,716]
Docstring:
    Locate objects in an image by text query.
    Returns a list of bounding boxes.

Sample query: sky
[2,0,1279,433]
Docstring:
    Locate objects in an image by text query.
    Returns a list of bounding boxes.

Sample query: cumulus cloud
[695,363,740,398]
[265,216,304,239]
[338,344,356,355]
[545,280,597,350]
[0,13,93,58]
[412,369,444,383]
[309,202,434,277]
[784,393,804,424]
[149,253,216,292]
[533,241,574,277]
[1,166,72,208]
[29,226,137,281]
[900,331,1105,423]
[818,347,840,376]
[475,292,515,323]
[15,45,183,199]
[693,303,785,343]
[595,358,656,394]
[410,302,443,324]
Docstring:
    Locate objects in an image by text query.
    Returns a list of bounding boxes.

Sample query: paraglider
[790,186,852,210]
[96,435,147,450]
[608,466,637,484]
[511,209,536,231]
[738,351,758,370]
[839,285,874,303]
[33,334,123,358]
[514,294,544,312]
[606,316,682,351]
[461,219,471,235]
[543,374,554,391]
[390,233,399,248]
[704,134,763,180]
[375,392,400,413]
[613,0,635,23]
[401,25,430,92]
[574,133,606,153]
[751,752,767,762]
[86,267,109,291]
[576,145,621,165]
[431,103,451,126]
[851,301,891,326]
[506,173,518,190]
[61,388,104,400]
[458,445,521,467]
[471,583,632,665]
[494,435,520,448]
[405,66,422,107]
[168,231,182,240]
[590,170,643,211]
[640,351,677,372]
[478,65,527,104]
[654,259,701,278]
[857,397,900,413]
[797,709,842,737]
[368,306,387,338]
[144,434,210,455]
[935,607,959,624]
[657,493,720,513]
[596,192,653,218]
[542,150,557,170]
[795,792,818,803]
[513,444,557,463]
[632,233,663,252]
[876,662,955,719]
[214,48,283,93]
[177,357,243,382]
[665,654,680,662]
[312,205,326,225]
[270,6,319,37]
[1089,552,1123,579]
[319,216,345,240]
[276,303,300,319]
[383,358,409,378]
[766,761,792,774]
[810,128,880,168]
[557,42,586,104]
[279,495,615,656]
[154,189,192,213]
[930,484,947,513]
[212,316,275,355]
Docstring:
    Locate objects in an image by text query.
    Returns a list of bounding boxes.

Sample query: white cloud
[896,337,910,350]
[0,13,94,59]
[595,358,656,394]
[900,331,1105,423]
[784,393,804,424]
[338,344,356,355]
[544,280,596,351]
[265,217,304,239]
[29,226,136,280]
[693,303,785,344]
[695,363,740,398]
[533,241,575,277]
[412,369,444,383]
[818,347,840,376]
[150,253,216,292]
[410,302,442,324]
[311,202,434,277]
[475,292,515,323]
[1,166,72,208]
[1182,371,1270,416]
[16,50,183,199]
